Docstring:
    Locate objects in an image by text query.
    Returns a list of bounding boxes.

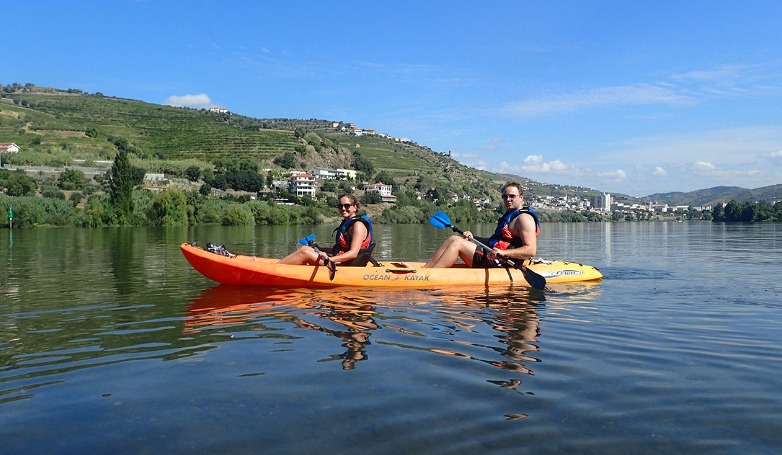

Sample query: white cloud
[502,83,693,117]
[694,161,717,172]
[671,64,782,97]
[672,65,750,85]
[164,93,214,109]
[520,155,568,173]
[596,169,627,183]
[499,64,782,120]
[652,166,667,176]
[523,155,542,165]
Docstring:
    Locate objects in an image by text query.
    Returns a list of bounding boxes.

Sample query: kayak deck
[180,242,602,288]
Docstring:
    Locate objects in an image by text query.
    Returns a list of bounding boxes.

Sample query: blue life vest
[487,207,540,249]
[332,214,374,254]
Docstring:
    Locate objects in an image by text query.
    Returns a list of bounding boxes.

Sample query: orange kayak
[180,242,602,288]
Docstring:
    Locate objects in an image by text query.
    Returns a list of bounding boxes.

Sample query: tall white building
[602,193,612,211]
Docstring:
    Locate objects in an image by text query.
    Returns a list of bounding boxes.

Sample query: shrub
[148,189,189,226]
[69,192,84,206]
[42,188,66,200]
[221,204,254,226]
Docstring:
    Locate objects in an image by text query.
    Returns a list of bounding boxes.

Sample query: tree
[58,168,87,190]
[6,171,37,196]
[274,152,296,169]
[148,189,189,226]
[320,181,337,193]
[230,170,263,192]
[374,170,395,186]
[352,152,375,176]
[724,200,742,222]
[130,166,147,186]
[711,202,725,222]
[185,165,201,182]
[109,149,134,221]
[361,192,382,205]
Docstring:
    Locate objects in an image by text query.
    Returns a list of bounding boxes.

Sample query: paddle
[299,234,336,280]
[428,211,547,290]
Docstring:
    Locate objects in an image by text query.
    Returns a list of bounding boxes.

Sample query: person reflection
[293,303,379,370]
[483,300,541,386]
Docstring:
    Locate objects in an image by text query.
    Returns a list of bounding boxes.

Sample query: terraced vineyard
[1,92,299,163]
[0,86,506,199]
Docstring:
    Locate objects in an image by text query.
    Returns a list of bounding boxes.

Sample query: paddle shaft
[300,234,336,279]
[447,223,546,290]
[447,225,521,267]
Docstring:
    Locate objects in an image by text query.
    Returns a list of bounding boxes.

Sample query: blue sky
[6,1,782,197]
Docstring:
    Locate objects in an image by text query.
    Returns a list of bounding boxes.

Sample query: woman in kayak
[278,194,375,267]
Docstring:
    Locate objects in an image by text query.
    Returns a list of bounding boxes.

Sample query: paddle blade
[428,211,452,229]
[298,233,316,246]
[520,265,547,290]
[326,259,336,281]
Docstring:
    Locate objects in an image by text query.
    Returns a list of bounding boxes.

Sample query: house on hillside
[364,183,392,197]
[288,173,317,198]
[0,142,20,153]
[311,167,340,180]
[364,183,396,203]
[335,168,357,180]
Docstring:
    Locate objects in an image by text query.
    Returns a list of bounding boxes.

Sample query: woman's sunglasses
[338,203,353,209]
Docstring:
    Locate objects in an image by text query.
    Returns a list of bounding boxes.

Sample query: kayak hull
[180,243,602,288]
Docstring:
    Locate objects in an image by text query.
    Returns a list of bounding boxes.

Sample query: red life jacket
[487,208,540,250]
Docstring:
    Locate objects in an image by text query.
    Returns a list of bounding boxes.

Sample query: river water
[1,222,781,454]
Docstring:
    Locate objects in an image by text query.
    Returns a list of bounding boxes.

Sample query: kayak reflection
[186,286,385,370]
[185,284,600,377]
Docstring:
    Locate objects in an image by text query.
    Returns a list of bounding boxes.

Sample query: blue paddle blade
[428,211,451,229]
[298,233,316,246]
[520,265,547,290]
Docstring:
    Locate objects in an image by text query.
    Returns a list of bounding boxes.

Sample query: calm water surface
[1,222,781,454]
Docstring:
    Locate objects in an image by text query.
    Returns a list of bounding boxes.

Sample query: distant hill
[645,184,782,206]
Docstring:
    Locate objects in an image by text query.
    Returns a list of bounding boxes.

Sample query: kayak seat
[345,242,379,267]
[311,242,379,267]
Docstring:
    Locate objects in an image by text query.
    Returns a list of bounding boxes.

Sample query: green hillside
[0,84,505,199]
[0,88,299,162]
[6,83,775,209]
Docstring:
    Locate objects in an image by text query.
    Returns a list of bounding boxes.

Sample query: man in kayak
[423,182,539,268]
[278,194,375,266]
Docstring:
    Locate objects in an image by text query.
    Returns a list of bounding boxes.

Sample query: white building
[311,167,340,180]
[0,142,20,153]
[288,173,317,198]
[335,168,357,180]
[364,183,396,203]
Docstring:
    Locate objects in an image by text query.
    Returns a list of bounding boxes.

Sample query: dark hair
[338,193,361,209]
[502,182,524,196]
